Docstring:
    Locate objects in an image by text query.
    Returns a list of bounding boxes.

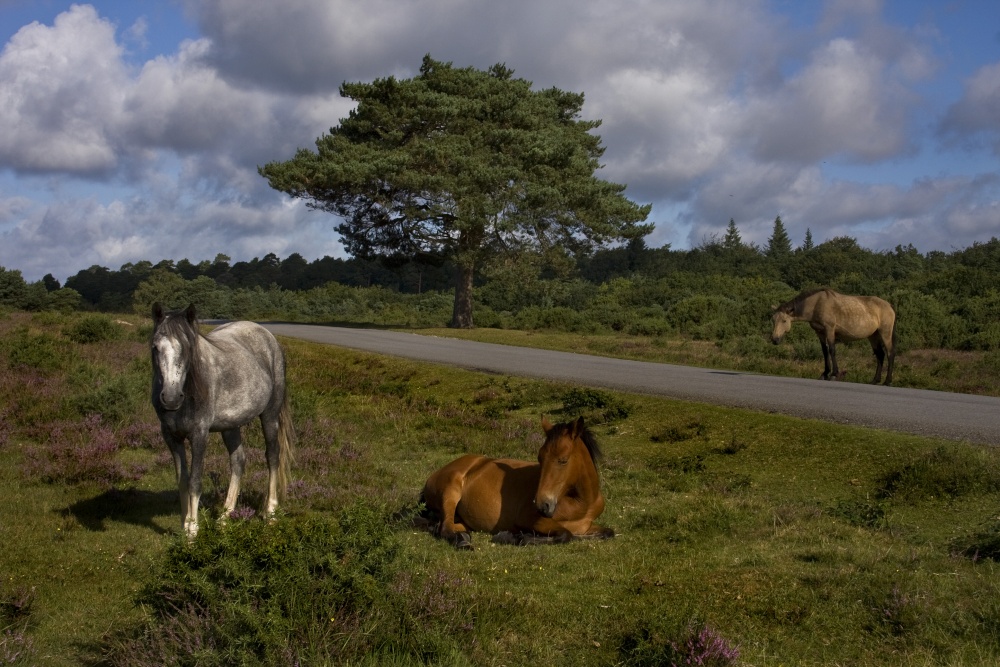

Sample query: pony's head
[151,303,201,411]
[535,416,601,518]
[770,306,793,344]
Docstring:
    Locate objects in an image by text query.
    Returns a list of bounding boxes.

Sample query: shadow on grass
[64,488,177,534]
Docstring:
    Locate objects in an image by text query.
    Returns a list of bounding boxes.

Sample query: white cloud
[748,38,915,163]
[0,5,127,173]
[0,0,996,282]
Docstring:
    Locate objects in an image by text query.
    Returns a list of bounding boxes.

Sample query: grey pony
[151,303,294,537]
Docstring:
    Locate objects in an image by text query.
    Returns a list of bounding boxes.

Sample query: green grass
[4,310,1000,664]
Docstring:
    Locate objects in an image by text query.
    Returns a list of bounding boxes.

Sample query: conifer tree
[723,219,742,251]
[766,216,792,258]
[260,55,651,328]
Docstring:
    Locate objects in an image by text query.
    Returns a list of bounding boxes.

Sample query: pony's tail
[276,392,295,498]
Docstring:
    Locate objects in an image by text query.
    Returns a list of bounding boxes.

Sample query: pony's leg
[885,343,896,386]
[261,415,281,518]
[827,337,844,380]
[818,339,832,380]
[436,485,472,547]
[164,434,190,533]
[184,432,208,538]
[879,325,896,386]
[221,428,245,519]
[525,517,574,543]
[579,523,616,539]
[869,340,885,384]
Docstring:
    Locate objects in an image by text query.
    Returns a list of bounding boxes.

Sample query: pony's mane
[551,420,603,464]
[154,308,210,403]
[780,287,833,316]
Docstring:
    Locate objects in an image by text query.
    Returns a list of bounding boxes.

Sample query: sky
[0,0,998,283]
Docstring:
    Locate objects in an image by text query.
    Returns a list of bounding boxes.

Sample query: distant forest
[5,223,1000,353]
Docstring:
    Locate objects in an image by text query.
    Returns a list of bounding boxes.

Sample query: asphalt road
[261,323,1000,446]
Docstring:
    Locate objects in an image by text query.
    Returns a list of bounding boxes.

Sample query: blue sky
[0,0,998,282]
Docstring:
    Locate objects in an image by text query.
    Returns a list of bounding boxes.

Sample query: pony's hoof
[491,531,518,545]
[552,531,573,544]
[454,532,473,550]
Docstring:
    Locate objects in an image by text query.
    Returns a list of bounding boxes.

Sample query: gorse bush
[560,387,632,424]
[4,329,68,373]
[64,314,123,344]
[66,359,150,425]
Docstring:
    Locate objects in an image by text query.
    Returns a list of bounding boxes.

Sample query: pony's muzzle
[537,497,557,518]
[159,391,184,411]
[770,336,782,345]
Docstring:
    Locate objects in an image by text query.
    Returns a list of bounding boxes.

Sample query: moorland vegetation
[4,309,1000,665]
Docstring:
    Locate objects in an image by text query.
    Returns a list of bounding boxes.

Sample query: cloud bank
[0,0,997,281]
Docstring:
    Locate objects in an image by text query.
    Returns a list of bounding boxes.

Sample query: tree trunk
[450,263,475,328]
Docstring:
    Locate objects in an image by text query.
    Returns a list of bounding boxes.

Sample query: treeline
[5,225,1000,353]
[62,253,455,311]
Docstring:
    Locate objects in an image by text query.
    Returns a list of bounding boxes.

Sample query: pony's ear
[184,303,197,324]
[770,303,778,311]
[572,416,585,437]
[541,416,554,434]
[152,302,164,323]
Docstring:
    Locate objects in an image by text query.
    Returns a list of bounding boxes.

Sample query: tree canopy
[260,55,652,327]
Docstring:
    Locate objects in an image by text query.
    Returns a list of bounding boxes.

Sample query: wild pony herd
[150,288,896,545]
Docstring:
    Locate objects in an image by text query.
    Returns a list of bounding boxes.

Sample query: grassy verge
[3,310,1000,665]
[411,326,1000,396]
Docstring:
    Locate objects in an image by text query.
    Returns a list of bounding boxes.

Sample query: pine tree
[766,216,792,258]
[723,219,742,251]
[802,228,814,251]
[260,55,651,328]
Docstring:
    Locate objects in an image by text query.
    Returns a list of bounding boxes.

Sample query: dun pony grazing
[770,288,896,385]
[151,303,294,537]
[421,416,614,549]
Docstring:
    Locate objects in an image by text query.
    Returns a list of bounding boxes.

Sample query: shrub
[582,300,634,332]
[103,503,477,666]
[513,305,590,332]
[668,295,737,338]
[560,387,631,424]
[471,304,506,329]
[68,371,148,425]
[961,322,1000,351]
[890,290,967,350]
[64,315,123,344]
[4,330,68,373]
[628,316,672,337]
